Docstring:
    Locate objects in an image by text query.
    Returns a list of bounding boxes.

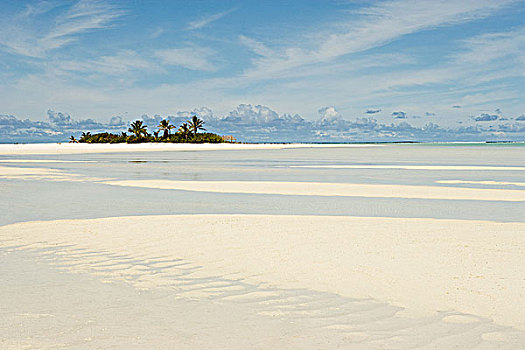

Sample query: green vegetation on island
[70,116,228,144]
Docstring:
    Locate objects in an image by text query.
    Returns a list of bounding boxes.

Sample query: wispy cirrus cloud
[0,0,522,130]
[58,50,157,76]
[451,27,525,66]
[241,0,516,79]
[187,8,236,30]
[232,22,523,120]
[154,46,217,71]
[0,0,125,57]
[239,35,275,57]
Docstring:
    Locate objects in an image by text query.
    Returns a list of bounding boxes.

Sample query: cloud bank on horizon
[0,0,523,142]
[2,105,525,143]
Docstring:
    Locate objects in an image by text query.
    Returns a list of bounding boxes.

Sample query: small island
[71,116,229,144]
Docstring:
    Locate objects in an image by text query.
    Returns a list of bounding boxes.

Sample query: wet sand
[2,215,525,329]
[0,142,377,155]
[1,143,524,348]
[103,179,525,201]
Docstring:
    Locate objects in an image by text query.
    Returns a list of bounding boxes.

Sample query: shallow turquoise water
[2,143,525,349]
[1,144,524,225]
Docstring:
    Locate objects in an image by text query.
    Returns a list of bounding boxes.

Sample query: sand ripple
[2,241,525,349]
[2,215,525,339]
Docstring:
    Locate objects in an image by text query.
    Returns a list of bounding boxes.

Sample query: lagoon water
[1,143,524,225]
[1,143,525,349]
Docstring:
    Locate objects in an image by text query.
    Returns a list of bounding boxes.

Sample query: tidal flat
[1,143,524,349]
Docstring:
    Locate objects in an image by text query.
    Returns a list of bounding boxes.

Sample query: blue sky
[0,0,524,141]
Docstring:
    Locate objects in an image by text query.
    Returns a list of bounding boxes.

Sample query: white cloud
[242,0,515,79]
[0,0,125,57]
[5,104,525,143]
[392,111,407,119]
[154,47,217,71]
[187,8,236,30]
[239,36,274,57]
[58,50,157,76]
[452,27,525,66]
[0,0,521,128]
[318,106,341,122]
[228,104,280,123]
[232,23,524,120]
[210,2,522,121]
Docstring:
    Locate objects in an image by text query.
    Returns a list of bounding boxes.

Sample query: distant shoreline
[0,141,524,155]
[2,140,524,145]
[0,142,383,155]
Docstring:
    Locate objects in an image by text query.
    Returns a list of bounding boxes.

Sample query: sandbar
[2,214,524,331]
[437,179,525,187]
[103,180,525,202]
[0,143,378,155]
[291,165,525,171]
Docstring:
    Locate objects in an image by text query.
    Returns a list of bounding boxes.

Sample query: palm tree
[158,119,175,139]
[129,120,148,137]
[178,123,192,142]
[69,136,78,143]
[188,115,205,137]
[79,132,91,142]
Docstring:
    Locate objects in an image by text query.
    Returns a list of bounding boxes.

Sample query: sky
[0,0,524,142]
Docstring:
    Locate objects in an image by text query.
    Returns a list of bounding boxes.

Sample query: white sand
[0,143,377,155]
[0,159,95,163]
[0,165,107,182]
[291,164,525,171]
[103,179,525,201]
[4,164,522,202]
[437,179,525,187]
[2,214,524,331]
[2,143,524,347]
[0,165,62,177]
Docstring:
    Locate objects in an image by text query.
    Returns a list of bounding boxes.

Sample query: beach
[1,143,524,348]
[0,142,377,155]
